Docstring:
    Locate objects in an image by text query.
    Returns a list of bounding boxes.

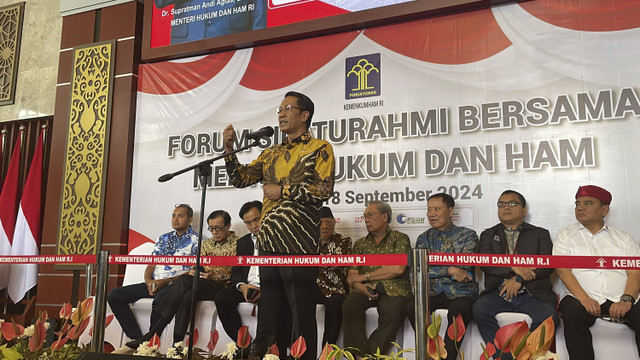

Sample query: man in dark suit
[214,201,262,342]
[472,190,558,360]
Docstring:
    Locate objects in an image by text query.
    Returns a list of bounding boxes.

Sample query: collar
[367,227,392,243]
[578,221,609,235]
[283,131,312,146]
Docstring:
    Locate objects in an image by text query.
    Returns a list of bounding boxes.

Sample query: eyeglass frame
[276,104,305,114]
[208,224,229,232]
[497,201,523,208]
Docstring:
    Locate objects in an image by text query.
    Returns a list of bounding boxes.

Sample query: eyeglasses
[362,212,380,220]
[497,201,522,208]
[276,104,303,114]
[208,225,227,232]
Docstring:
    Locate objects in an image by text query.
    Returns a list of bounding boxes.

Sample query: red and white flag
[0,135,22,290]
[9,130,43,302]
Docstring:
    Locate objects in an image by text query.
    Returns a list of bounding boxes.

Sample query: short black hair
[239,201,263,219]
[285,91,314,129]
[428,193,455,208]
[207,210,231,226]
[500,190,527,208]
[175,204,193,218]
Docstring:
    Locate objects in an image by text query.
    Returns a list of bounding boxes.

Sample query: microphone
[246,126,274,141]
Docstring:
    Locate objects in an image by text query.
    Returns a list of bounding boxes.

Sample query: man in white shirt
[554,185,640,360]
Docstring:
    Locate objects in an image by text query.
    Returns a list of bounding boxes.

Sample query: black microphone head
[158,173,174,182]
[247,126,275,140]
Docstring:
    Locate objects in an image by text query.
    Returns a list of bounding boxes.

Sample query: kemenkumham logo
[346,53,381,99]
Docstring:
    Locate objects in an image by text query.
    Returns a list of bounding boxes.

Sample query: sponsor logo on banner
[345,53,381,99]
[396,213,426,225]
[597,258,607,268]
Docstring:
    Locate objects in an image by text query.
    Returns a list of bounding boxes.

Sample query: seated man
[214,201,263,342]
[342,201,412,359]
[116,210,239,353]
[107,204,198,340]
[472,190,558,360]
[315,206,352,347]
[554,185,640,360]
[407,193,478,360]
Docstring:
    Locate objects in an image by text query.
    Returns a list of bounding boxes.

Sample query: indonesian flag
[9,131,43,302]
[0,135,22,290]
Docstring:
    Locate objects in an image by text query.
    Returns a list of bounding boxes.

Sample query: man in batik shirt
[223,91,335,360]
[342,201,412,359]
[407,193,478,360]
[316,206,352,347]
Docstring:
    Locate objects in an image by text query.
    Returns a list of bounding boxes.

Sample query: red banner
[0,255,96,264]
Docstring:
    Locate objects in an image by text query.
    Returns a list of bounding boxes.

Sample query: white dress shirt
[553,222,640,304]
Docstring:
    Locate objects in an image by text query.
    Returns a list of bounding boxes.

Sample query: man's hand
[578,296,601,317]
[239,284,261,303]
[448,266,472,283]
[263,184,282,201]
[223,124,236,153]
[512,267,537,281]
[609,301,631,319]
[499,277,522,300]
[347,272,366,289]
[354,283,378,301]
[146,280,157,296]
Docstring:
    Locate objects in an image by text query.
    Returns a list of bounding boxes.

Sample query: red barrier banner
[428,253,640,270]
[108,254,408,267]
[0,255,97,264]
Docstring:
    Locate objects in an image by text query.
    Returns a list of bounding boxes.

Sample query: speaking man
[554,185,640,360]
[223,91,335,360]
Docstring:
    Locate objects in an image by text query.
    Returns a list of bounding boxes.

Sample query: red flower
[51,337,69,350]
[480,342,497,360]
[28,319,47,352]
[427,335,447,360]
[185,328,199,347]
[67,317,91,340]
[89,314,114,336]
[207,330,219,352]
[494,320,529,353]
[149,333,161,348]
[1,320,25,341]
[290,336,307,359]
[267,343,280,356]
[318,343,333,360]
[447,314,466,343]
[59,303,72,320]
[237,325,251,349]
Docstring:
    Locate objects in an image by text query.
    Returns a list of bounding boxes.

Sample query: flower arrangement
[426,313,557,360]
[0,297,114,360]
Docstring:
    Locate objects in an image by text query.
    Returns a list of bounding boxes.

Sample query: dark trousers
[152,273,223,343]
[253,250,318,360]
[472,290,559,360]
[107,282,172,339]
[214,285,255,341]
[559,296,640,360]
[342,283,410,357]
[315,288,346,346]
[407,293,475,360]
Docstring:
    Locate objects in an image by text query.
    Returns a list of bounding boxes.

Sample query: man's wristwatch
[514,275,524,283]
[365,272,370,281]
[620,294,635,303]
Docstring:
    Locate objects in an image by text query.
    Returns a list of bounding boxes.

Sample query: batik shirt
[152,226,199,280]
[351,228,412,298]
[225,131,335,254]
[201,232,239,286]
[416,224,479,299]
[317,233,352,297]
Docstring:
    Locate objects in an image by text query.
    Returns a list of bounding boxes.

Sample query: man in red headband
[554,185,640,360]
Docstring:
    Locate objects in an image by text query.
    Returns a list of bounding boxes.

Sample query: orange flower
[480,342,496,360]
[59,303,72,320]
[71,297,93,326]
[1,320,25,341]
[185,328,199,347]
[149,333,161,348]
[67,317,91,340]
[427,335,447,360]
[51,337,69,350]
[525,316,555,359]
[494,320,529,353]
[267,343,280,356]
[291,336,307,359]
[318,343,332,360]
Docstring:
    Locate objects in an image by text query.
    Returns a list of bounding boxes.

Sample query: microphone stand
[158,139,263,360]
